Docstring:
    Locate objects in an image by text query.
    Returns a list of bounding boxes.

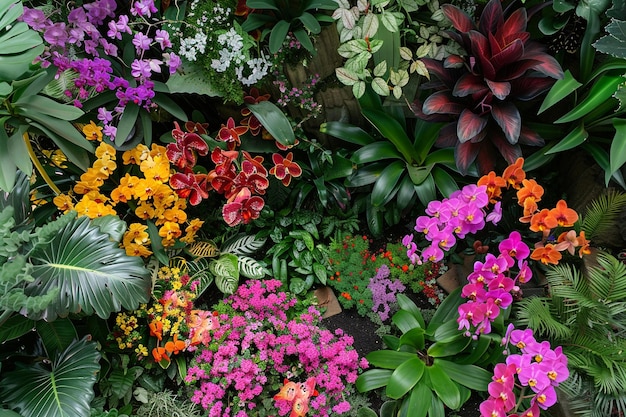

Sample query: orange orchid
[477,171,506,203]
[530,244,563,265]
[577,231,591,257]
[529,209,558,234]
[502,157,526,189]
[517,179,544,207]
[152,346,170,363]
[549,200,578,227]
[519,197,539,223]
[554,230,579,256]
[149,320,164,341]
[164,334,186,355]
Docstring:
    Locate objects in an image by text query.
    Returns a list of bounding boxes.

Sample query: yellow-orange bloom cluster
[478,157,590,265]
[53,122,205,256]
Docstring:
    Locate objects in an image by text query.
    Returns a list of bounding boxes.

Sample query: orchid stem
[23,133,61,196]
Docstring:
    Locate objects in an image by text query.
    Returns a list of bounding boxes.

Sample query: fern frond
[586,252,626,301]
[580,189,626,241]
[515,296,572,340]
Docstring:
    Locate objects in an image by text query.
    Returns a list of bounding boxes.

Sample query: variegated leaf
[222,234,267,256]
[186,240,220,258]
[238,256,267,279]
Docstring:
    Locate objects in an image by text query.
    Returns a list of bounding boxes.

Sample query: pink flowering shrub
[185,279,368,417]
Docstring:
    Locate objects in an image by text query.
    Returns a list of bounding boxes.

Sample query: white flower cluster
[237,55,272,86]
[179,32,207,61]
[210,28,271,86]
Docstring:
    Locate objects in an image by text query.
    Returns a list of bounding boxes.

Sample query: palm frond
[515,296,572,340]
[580,189,626,241]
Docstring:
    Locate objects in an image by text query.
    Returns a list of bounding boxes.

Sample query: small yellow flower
[123,223,150,245]
[53,194,74,212]
[111,173,140,203]
[150,144,167,159]
[93,157,117,178]
[134,178,160,201]
[135,201,156,220]
[135,344,148,358]
[159,221,182,240]
[122,144,149,165]
[95,142,117,160]
[83,121,104,141]
[163,208,188,224]
[42,149,68,168]
[124,242,153,257]
[73,177,102,195]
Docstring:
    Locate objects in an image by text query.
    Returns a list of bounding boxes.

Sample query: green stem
[23,133,61,196]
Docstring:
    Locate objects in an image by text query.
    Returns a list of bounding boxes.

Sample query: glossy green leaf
[427,334,470,357]
[393,309,424,334]
[545,123,589,154]
[293,27,314,53]
[399,327,425,350]
[0,337,100,417]
[269,19,290,53]
[356,368,394,392]
[246,0,279,9]
[427,362,461,409]
[455,335,493,365]
[396,294,425,327]
[0,126,17,192]
[36,318,77,357]
[16,95,83,121]
[431,166,459,197]
[91,214,127,242]
[0,24,42,54]
[26,215,151,320]
[361,108,421,163]
[297,12,320,33]
[556,75,625,123]
[27,121,91,171]
[346,161,386,187]
[413,174,436,207]
[386,357,425,399]
[538,70,582,114]
[352,142,403,163]
[320,121,375,145]
[247,101,295,146]
[406,382,431,417]
[371,160,405,207]
[610,118,626,175]
[366,200,384,238]
[114,102,139,146]
[435,360,492,391]
[428,288,464,330]
[395,174,417,211]
[587,57,626,83]
[366,350,418,369]
[0,314,35,343]
[406,163,433,185]
[153,93,187,122]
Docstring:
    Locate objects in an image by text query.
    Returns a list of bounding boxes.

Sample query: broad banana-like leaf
[0,336,100,417]
[25,215,151,320]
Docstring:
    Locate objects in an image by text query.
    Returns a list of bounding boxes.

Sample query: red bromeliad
[414,0,563,175]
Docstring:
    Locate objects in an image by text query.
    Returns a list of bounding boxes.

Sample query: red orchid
[217,117,248,149]
[414,0,563,175]
[270,152,302,186]
[167,122,209,170]
[169,169,210,205]
[241,88,271,136]
[184,121,209,135]
[222,187,265,226]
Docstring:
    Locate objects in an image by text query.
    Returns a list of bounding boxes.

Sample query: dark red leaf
[523,44,564,79]
[436,123,460,147]
[473,141,497,175]
[490,38,524,72]
[444,55,465,69]
[486,79,511,100]
[422,58,459,87]
[454,140,481,175]
[510,76,555,100]
[457,109,488,142]
[469,31,496,80]
[423,91,465,115]
[442,4,476,32]
[518,125,545,146]
[491,131,522,164]
[478,0,504,35]
[500,8,528,41]
[453,73,489,98]
[491,102,521,144]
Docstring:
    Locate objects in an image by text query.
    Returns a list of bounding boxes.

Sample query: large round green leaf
[0,336,100,417]
[25,215,151,320]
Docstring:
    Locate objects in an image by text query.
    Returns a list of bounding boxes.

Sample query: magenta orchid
[414,0,563,174]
